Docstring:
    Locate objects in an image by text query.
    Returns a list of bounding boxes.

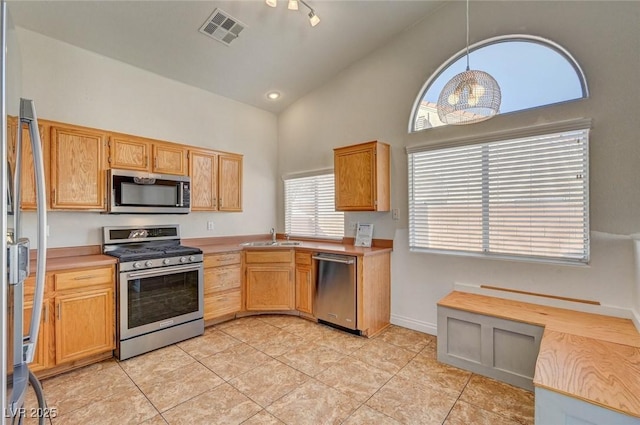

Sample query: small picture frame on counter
[355,223,374,247]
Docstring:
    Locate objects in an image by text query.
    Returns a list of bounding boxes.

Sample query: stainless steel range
[103,225,204,360]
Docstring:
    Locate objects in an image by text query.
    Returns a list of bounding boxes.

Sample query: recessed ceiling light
[267,91,281,100]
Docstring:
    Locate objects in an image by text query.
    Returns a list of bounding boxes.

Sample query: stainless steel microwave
[107,169,191,214]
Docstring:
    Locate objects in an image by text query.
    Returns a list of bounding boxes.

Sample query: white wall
[15,28,279,247]
[278,1,640,333]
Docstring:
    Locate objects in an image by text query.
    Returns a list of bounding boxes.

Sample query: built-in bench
[438,291,640,424]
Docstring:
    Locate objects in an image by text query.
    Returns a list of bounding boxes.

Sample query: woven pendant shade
[436,0,501,125]
[436,69,501,125]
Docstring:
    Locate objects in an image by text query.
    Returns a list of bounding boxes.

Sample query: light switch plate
[392,208,399,220]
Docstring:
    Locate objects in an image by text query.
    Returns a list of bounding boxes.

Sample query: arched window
[410,35,588,132]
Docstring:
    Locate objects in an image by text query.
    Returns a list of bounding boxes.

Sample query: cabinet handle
[52,188,56,205]
[44,303,49,324]
[73,274,99,280]
[145,156,148,167]
[56,303,61,320]
[154,157,158,169]
[213,197,217,208]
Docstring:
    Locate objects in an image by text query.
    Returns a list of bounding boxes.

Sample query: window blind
[284,173,344,239]
[408,129,589,263]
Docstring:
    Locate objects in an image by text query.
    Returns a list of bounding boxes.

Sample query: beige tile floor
[21,315,534,425]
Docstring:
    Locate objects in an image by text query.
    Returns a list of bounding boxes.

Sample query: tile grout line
[342,340,428,424]
[213,323,312,424]
[112,360,164,424]
[440,372,473,425]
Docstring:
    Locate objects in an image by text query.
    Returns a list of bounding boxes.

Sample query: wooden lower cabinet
[295,252,314,314]
[54,287,114,364]
[23,297,53,372]
[357,252,391,336]
[245,249,294,311]
[246,266,294,311]
[24,265,116,376]
[203,252,242,320]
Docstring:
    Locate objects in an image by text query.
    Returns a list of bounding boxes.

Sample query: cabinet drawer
[54,267,113,291]
[245,250,293,264]
[295,252,312,266]
[204,252,242,268]
[204,265,241,295]
[204,290,241,320]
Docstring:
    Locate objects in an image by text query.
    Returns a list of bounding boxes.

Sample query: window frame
[407,119,591,265]
[409,34,589,133]
[283,169,345,240]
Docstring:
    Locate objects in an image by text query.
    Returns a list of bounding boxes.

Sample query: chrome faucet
[270,228,277,244]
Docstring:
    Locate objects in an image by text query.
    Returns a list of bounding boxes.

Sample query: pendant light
[436,0,501,125]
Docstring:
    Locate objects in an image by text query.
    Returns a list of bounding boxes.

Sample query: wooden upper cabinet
[218,153,243,212]
[153,143,187,175]
[334,141,390,211]
[7,116,17,177]
[108,133,186,176]
[109,134,150,171]
[50,124,107,210]
[189,149,218,211]
[7,116,48,211]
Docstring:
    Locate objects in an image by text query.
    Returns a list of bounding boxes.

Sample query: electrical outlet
[207,221,214,231]
[392,208,399,220]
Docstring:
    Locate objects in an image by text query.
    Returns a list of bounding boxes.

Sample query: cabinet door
[204,290,242,321]
[109,135,150,171]
[335,145,376,211]
[7,116,17,177]
[7,118,47,210]
[295,267,313,314]
[218,153,242,212]
[245,266,294,311]
[204,264,242,295]
[54,287,114,364]
[153,143,187,175]
[23,298,53,372]
[189,149,218,211]
[50,125,106,210]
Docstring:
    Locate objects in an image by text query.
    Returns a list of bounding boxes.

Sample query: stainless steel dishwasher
[313,253,357,331]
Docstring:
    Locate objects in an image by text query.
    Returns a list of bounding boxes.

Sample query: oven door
[118,263,203,340]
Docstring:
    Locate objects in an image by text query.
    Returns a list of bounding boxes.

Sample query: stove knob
[163,258,171,265]
[145,261,153,267]
[189,256,196,262]
[133,262,142,269]
[180,257,188,263]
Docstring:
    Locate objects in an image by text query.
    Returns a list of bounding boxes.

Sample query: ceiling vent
[199,8,246,46]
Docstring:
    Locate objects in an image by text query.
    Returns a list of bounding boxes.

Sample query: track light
[308,10,320,27]
[267,0,320,27]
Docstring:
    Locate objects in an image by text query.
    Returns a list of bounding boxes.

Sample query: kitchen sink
[240,241,302,247]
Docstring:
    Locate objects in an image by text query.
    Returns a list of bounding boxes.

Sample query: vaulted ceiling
[9,1,444,113]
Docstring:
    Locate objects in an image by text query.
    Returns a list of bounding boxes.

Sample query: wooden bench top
[438,291,640,418]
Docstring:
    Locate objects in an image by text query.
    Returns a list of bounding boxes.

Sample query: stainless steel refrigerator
[1,1,48,424]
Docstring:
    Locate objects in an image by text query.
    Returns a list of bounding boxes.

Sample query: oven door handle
[126,263,202,279]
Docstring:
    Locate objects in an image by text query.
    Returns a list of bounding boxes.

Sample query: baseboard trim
[632,309,640,333]
[390,314,437,336]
